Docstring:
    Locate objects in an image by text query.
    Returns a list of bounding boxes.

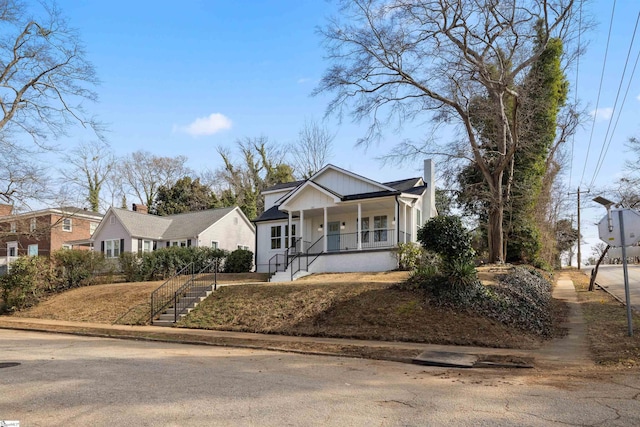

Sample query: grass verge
[567,268,640,367]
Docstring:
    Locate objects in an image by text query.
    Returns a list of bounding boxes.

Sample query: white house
[253,160,437,281]
[91,205,255,259]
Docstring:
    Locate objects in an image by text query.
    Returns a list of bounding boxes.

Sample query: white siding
[93,211,134,254]
[314,169,385,196]
[285,185,337,211]
[198,208,255,253]
[264,189,293,211]
[255,219,301,273]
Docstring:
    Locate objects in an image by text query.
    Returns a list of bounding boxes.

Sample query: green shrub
[224,249,253,273]
[121,247,228,282]
[119,252,142,282]
[417,215,475,265]
[445,259,478,289]
[0,256,52,312]
[51,249,107,289]
[394,242,425,271]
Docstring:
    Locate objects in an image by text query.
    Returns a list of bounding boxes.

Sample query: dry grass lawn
[179,271,547,349]
[568,268,640,367]
[14,273,269,325]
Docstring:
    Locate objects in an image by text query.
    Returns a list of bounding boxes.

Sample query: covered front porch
[286,195,418,255]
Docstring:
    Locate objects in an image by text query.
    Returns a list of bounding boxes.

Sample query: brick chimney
[132,203,148,214]
[0,204,13,216]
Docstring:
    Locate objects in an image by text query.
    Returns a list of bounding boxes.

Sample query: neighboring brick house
[0,205,103,268]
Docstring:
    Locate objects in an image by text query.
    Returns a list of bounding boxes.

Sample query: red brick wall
[0,213,100,257]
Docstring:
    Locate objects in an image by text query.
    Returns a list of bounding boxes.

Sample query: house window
[211,241,219,250]
[9,222,16,233]
[105,239,121,258]
[271,226,282,249]
[62,244,72,250]
[8,245,17,257]
[142,240,153,253]
[373,215,388,242]
[62,218,72,232]
[90,222,98,235]
[361,217,370,243]
[28,244,38,256]
[416,209,422,228]
[285,224,296,247]
[30,218,37,232]
[238,244,249,250]
[171,240,188,247]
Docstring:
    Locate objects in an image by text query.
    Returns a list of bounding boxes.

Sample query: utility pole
[568,187,589,270]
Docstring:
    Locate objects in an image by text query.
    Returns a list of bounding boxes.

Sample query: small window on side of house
[62,218,72,232]
[237,245,249,250]
[211,241,219,250]
[62,244,72,250]
[30,218,36,232]
[10,222,16,233]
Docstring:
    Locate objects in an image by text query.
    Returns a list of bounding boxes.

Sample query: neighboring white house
[253,160,437,281]
[91,205,255,259]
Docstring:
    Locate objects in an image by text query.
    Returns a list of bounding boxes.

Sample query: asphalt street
[2,330,640,426]
[592,264,640,311]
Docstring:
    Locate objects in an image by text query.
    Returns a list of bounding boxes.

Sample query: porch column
[323,207,328,252]
[300,210,304,252]
[357,203,362,250]
[403,203,407,243]
[410,205,414,243]
[288,211,292,249]
[394,199,399,245]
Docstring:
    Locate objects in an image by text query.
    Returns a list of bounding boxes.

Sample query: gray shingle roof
[383,177,423,192]
[111,206,236,239]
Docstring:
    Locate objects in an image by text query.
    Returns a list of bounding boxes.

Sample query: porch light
[392,217,396,225]
[318,223,323,232]
[340,222,345,230]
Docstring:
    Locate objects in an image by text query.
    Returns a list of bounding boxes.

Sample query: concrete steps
[151,285,214,326]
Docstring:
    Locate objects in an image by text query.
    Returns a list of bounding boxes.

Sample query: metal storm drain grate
[0,362,21,369]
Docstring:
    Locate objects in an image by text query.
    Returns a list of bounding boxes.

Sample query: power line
[589,11,640,188]
[579,0,617,187]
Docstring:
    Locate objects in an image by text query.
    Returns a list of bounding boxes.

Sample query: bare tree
[0,0,102,207]
[288,120,335,179]
[315,0,581,263]
[215,136,295,219]
[59,141,115,212]
[119,151,192,208]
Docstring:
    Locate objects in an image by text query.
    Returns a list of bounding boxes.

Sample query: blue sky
[55,0,640,260]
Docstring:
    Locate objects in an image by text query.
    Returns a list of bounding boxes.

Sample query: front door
[327,221,341,251]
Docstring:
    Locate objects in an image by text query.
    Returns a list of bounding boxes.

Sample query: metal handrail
[150,263,195,323]
[172,259,220,322]
[290,235,324,280]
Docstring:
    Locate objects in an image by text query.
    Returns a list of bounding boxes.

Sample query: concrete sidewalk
[0,274,592,369]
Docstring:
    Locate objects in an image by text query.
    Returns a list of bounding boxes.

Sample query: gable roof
[101,206,242,240]
[162,207,237,239]
[310,164,397,192]
[384,177,423,192]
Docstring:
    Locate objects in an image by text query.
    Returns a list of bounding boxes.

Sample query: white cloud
[297,77,311,84]
[590,107,613,121]
[176,113,232,136]
[636,93,640,101]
